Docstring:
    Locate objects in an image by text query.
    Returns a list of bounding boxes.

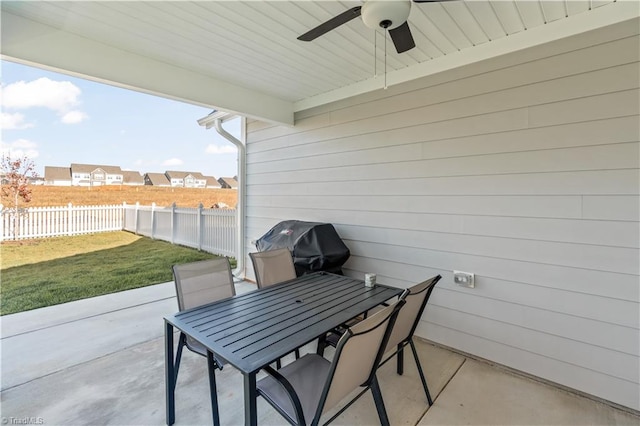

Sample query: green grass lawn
[0,231,235,315]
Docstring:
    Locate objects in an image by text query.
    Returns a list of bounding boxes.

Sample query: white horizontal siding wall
[245,20,640,410]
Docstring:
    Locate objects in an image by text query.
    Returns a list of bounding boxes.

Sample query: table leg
[207,351,220,426]
[243,372,258,426]
[165,321,176,425]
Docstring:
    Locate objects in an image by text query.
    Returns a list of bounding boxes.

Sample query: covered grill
[255,220,350,276]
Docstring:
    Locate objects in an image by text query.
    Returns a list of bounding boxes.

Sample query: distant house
[165,171,207,188]
[42,163,223,188]
[44,166,72,186]
[70,163,123,186]
[122,170,144,186]
[205,176,221,189]
[218,177,238,189]
[29,177,45,186]
[144,172,171,187]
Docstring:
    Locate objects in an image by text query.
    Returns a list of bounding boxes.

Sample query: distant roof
[205,176,220,187]
[71,163,123,174]
[165,170,207,180]
[144,172,170,186]
[218,177,238,188]
[122,170,144,184]
[44,166,71,181]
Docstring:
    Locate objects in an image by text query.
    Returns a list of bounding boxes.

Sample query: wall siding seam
[428,287,640,336]
[339,223,640,249]
[246,198,639,223]
[342,249,639,289]
[286,64,640,142]
[246,168,640,185]
[422,319,640,385]
[247,113,639,160]
[245,186,638,197]
[317,62,640,129]
[248,139,640,170]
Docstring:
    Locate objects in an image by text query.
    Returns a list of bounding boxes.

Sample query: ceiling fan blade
[297,6,362,41]
[388,21,415,53]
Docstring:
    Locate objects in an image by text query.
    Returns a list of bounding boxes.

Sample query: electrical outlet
[453,271,475,288]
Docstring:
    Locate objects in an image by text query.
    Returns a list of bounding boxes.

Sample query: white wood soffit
[295,1,640,112]
[1,1,639,127]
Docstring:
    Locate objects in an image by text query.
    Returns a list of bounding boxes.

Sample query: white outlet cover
[453,271,475,288]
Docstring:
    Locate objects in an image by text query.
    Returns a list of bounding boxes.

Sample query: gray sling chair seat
[250,247,298,289]
[249,248,301,367]
[256,297,407,426]
[171,257,236,426]
[317,275,442,406]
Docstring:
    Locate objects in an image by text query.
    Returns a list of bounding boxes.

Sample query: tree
[1,154,38,240]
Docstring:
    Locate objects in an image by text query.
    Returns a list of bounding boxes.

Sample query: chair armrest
[260,365,306,425]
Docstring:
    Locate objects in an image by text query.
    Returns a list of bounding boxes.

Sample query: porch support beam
[0,12,294,127]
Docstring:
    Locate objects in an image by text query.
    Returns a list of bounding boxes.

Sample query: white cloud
[1,77,88,125]
[2,77,81,111]
[205,144,236,155]
[61,110,89,124]
[0,112,34,130]
[162,158,184,166]
[0,138,39,159]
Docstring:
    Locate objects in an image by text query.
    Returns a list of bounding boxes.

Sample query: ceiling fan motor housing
[362,0,412,30]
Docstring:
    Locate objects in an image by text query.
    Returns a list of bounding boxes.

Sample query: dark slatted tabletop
[165,271,403,374]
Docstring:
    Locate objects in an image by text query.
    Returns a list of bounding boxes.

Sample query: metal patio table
[164,271,403,426]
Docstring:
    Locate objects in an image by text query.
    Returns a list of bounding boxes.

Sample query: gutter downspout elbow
[213,118,246,279]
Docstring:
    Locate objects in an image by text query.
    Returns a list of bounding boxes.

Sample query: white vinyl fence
[0,203,237,258]
[123,203,237,257]
[0,203,123,240]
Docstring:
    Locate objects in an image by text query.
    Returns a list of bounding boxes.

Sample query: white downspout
[213,117,246,279]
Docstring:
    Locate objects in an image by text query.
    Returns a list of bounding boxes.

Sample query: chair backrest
[385,275,441,352]
[172,258,235,311]
[249,248,297,288]
[315,299,405,420]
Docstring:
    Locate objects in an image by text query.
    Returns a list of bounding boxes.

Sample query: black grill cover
[255,220,350,276]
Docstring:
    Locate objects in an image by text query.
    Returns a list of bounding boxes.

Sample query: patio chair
[249,247,297,288]
[256,298,406,426]
[171,257,236,426]
[318,275,442,406]
[249,247,300,366]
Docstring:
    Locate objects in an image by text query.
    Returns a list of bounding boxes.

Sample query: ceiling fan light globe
[362,0,412,30]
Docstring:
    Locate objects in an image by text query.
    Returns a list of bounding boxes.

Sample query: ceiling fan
[298,0,448,54]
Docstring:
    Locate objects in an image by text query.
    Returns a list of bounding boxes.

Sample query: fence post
[122,202,126,231]
[134,202,140,235]
[171,203,176,244]
[197,203,203,251]
[67,203,73,236]
[151,202,156,239]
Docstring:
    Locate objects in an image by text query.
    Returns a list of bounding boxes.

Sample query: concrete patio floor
[1,281,638,425]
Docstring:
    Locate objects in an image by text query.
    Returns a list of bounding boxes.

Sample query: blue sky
[0,60,239,179]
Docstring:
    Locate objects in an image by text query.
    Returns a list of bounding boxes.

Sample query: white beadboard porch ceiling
[1,1,638,126]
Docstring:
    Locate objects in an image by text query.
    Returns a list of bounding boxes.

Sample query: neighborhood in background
[43,163,238,189]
